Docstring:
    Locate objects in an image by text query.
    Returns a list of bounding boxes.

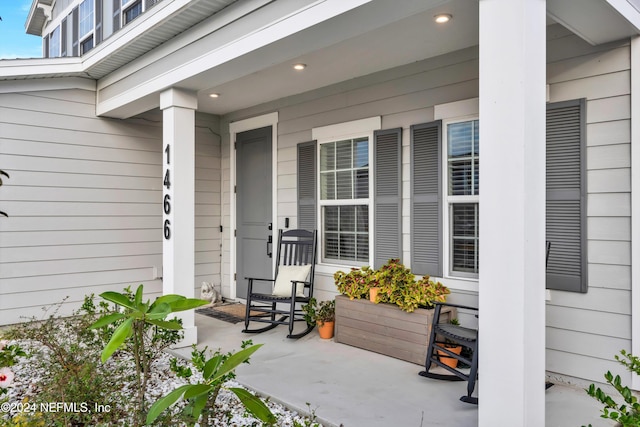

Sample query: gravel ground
[1,339,322,426]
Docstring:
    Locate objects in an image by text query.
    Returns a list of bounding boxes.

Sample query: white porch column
[160,88,198,347]
[478,1,546,426]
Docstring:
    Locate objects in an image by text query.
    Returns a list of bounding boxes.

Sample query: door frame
[229,112,278,300]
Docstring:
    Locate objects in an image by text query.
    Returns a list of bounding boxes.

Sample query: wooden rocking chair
[242,229,317,339]
[419,302,479,404]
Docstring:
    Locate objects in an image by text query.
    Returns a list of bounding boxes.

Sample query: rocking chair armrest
[289,279,311,293]
[245,277,276,282]
[246,277,276,296]
[434,301,478,312]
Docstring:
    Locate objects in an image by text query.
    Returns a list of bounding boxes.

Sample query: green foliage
[3,298,130,426]
[334,266,377,300]
[89,284,208,425]
[292,403,322,427]
[584,350,640,427]
[335,259,450,312]
[0,339,25,401]
[302,298,335,326]
[148,342,276,427]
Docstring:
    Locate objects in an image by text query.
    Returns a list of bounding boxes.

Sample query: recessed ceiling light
[293,63,307,71]
[209,93,220,98]
[434,14,452,24]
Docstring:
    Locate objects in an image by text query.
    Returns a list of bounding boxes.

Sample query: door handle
[266,235,272,258]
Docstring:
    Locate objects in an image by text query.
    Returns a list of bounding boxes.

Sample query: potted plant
[334,266,376,300]
[376,259,450,312]
[302,298,336,339]
[333,259,454,365]
[436,318,463,369]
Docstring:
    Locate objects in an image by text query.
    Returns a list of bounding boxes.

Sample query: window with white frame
[445,119,479,277]
[79,0,94,54]
[122,0,143,25]
[49,25,61,58]
[319,138,370,263]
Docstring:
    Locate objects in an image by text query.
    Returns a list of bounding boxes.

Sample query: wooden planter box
[334,294,456,365]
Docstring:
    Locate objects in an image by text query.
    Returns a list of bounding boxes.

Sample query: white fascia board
[0,57,84,79]
[607,0,640,31]
[82,0,201,72]
[96,0,373,118]
[93,0,272,88]
[0,77,96,94]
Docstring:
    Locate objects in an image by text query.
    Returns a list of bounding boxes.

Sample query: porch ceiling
[187,0,640,117]
[193,0,478,116]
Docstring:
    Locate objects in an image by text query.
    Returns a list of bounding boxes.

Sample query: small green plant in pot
[302,298,335,339]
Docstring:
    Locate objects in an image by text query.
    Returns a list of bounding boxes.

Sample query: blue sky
[0,0,43,59]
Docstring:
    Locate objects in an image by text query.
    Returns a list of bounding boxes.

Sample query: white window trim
[435,99,480,283]
[79,0,95,54]
[312,116,381,267]
[122,0,144,26]
[49,25,61,58]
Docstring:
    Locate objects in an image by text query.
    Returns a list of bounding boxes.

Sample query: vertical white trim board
[630,36,640,391]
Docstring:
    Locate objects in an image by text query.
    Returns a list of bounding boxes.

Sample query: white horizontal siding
[547,26,632,383]
[218,25,631,387]
[0,91,222,325]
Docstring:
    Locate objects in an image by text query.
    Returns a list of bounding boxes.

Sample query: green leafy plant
[3,297,131,426]
[292,403,322,427]
[584,350,640,427]
[147,342,276,426]
[302,298,335,326]
[377,259,450,312]
[89,284,208,425]
[0,339,25,397]
[334,266,377,300]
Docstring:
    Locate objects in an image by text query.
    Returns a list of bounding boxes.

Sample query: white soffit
[548,0,640,45]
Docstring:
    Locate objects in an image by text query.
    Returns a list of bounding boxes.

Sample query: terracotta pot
[436,344,462,369]
[317,320,335,339]
[369,287,380,303]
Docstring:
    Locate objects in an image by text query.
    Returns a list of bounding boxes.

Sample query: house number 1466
[163,144,171,240]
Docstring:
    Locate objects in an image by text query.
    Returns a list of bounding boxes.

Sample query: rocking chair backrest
[274,229,317,296]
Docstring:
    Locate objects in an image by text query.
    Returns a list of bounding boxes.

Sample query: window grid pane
[448,120,479,196]
[320,138,369,201]
[320,136,369,263]
[450,203,479,274]
[79,0,94,38]
[323,205,369,262]
[49,26,60,58]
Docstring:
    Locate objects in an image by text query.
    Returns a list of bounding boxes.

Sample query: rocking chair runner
[242,229,317,339]
[419,302,479,404]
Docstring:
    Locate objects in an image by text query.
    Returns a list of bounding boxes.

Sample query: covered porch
[168,313,609,427]
[94,0,640,425]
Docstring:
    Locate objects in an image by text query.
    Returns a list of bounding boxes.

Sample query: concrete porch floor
[168,313,612,427]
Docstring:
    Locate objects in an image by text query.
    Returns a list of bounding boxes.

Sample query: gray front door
[236,126,273,299]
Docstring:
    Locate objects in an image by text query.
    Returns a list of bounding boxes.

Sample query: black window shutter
[44,36,49,58]
[96,0,103,45]
[61,18,67,57]
[411,121,442,277]
[546,99,587,292]
[297,140,317,232]
[113,0,121,32]
[374,128,402,268]
[71,7,79,56]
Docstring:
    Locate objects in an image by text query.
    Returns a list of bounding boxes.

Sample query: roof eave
[25,0,54,36]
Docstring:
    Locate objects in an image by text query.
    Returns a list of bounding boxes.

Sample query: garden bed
[335,295,456,365]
